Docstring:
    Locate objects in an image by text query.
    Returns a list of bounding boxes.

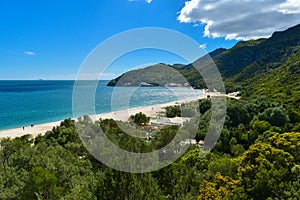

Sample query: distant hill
[107,63,190,87]
[107,47,227,87]
[107,24,300,97]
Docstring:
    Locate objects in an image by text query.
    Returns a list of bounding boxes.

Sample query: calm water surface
[0,80,203,130]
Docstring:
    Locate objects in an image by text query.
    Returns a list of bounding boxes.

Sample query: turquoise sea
[0,80,203,130]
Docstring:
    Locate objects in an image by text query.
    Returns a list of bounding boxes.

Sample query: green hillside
[242,47,300,113]
[108,24,300,94]
[107,63,189,87]
[107,48,227,87]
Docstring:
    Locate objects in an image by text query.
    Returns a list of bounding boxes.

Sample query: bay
[0,80,203,130]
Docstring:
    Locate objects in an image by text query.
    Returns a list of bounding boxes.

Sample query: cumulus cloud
[178,0,300,40]
[145,0,152,3]
[24,51,35,56]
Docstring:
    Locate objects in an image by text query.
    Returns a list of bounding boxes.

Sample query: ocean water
[0,80,203,130]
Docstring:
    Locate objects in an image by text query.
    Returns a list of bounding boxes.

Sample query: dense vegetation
[107,64,188,87]
[1,25,300,199]
[1,92,299,199]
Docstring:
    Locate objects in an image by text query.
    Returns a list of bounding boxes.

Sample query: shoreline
[0,94,208,139]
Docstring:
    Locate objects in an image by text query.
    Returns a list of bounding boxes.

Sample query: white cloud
[178,0,300,40]
[24,51,35,56]
[145,0,152,3]
[199,43,207,49]
[278,0,300,14]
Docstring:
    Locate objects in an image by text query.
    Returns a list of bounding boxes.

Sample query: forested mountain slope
[108,24,300,92]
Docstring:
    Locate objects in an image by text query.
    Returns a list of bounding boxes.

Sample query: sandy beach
[0,94,209,139]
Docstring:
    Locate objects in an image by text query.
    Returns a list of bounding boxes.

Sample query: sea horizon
[0,80,204,130]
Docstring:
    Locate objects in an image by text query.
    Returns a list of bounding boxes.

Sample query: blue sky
[0,0,299,80]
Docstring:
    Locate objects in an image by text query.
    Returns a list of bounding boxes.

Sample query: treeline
[0,94,299,199]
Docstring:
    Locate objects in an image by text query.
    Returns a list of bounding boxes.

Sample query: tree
[198,173,241,200]
[181,104,197,117]
[165,105,181,118]
[208,157,238,179]
[0,165,28,199]
[238,142,295,199]
[287,108,300,124]
[24,167,61,199]
[199,99,211,114]
[151,126,178,149]
[130,112,150,126]
[267,132,300,162]
[259,106,289,127]
[27,144,97,199]
[252,120,271,134]
[226,102,251,127]
[97,169,164,200]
